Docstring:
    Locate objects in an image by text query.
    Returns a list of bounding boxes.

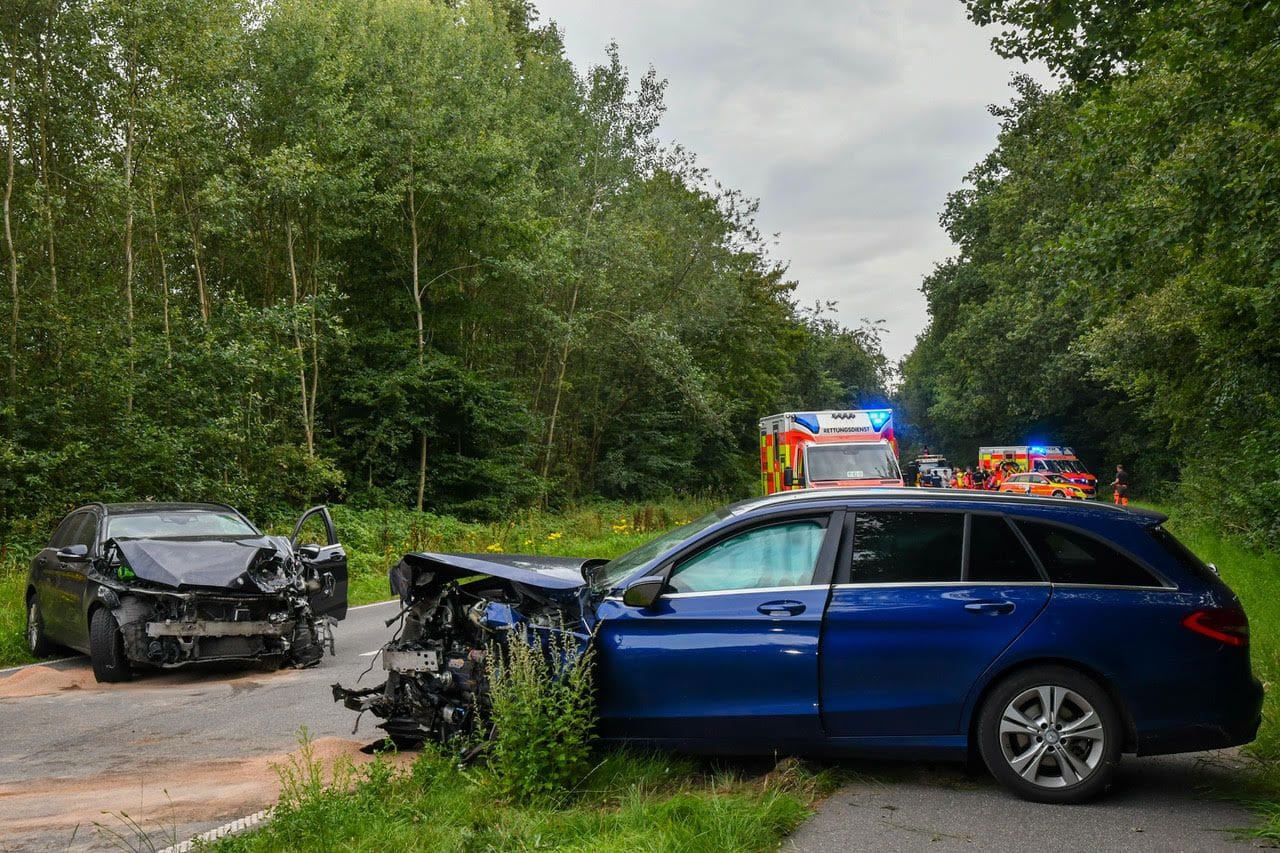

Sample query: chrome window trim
[661,584,830,600]
[830,580,1174,591]
[609,573,1177,594]
[833,581,1050,590]
[1051,582,1177,592]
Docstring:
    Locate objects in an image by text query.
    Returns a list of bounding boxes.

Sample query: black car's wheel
[89,608,132,683]
[977,665,1121,804]
[26,597,55,657]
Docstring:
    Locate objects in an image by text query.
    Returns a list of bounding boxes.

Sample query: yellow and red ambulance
[760,410,903,494]
[978,445,1097,497]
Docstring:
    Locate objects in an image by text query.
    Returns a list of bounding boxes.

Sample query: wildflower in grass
[522,538,533,546]
[486,542,504,553]
[546,531,562,541]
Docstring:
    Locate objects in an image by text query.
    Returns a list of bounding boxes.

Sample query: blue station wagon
[335,489,1263,803]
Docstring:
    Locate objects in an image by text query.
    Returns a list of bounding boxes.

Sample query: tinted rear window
[849,512,963,583]
[1148,526,1221,588]
[968,515,1041,582]
[1016,521,1163,587]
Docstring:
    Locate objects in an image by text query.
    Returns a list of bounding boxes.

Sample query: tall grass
[1157,504,1280,838]
[487,623,596,803]
[214,744,827,853]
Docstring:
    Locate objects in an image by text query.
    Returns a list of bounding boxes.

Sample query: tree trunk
[37,10,55,311]
[286,217,314,456]
[308,238,320,451]
[179,180,209,323]
[148,185,170,361]
[4,61,18,422]
[410,180,427,512]
[540,282,579,481]
[122,48,137,414]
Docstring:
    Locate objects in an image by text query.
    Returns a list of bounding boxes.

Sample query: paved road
[1,601,1272,852]
[0,599,406,852]
[788,752,1272,852]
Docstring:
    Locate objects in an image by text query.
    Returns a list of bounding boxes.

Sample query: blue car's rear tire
[977,665,1121,804]
[89,608,133,683]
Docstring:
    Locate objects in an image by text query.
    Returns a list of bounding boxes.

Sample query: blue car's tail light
[1182,608,1249,647]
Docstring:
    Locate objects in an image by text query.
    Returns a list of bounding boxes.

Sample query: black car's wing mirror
[622,576,666,609]
[56,544,90,561]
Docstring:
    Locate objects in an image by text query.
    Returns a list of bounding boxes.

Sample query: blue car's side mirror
[623,576,666,609]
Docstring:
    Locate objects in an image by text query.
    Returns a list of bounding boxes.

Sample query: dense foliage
[0,0,888,536]
[901,0,1280,547]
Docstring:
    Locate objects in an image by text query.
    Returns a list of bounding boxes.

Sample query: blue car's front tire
[978,665,1121,804]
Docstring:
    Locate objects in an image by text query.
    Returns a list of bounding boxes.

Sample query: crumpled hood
[111,537,284,590]
[390,552,603,602]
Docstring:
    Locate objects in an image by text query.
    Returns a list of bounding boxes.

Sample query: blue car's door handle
[758,600,806,617]
[964,601,1015,615]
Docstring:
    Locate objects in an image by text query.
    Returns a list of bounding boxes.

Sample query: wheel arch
[85,598,107,632]
[964,657,1138,756]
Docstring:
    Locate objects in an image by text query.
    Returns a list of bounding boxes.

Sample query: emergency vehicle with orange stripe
[978,445,1097,497]
[759,410,903,494]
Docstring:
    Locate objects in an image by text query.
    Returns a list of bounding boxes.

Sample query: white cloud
[534,0,1050,360]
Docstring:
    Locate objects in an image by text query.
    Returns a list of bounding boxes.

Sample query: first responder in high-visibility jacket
[1111,464,1130,506]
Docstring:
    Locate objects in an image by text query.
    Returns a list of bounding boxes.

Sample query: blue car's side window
[668,519,827,593]
[847,511,964,583]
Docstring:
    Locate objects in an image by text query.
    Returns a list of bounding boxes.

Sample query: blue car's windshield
[592,507,732,593]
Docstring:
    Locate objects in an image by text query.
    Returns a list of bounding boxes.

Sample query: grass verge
[0,498,716,669]
[214,740,833,853]
[1155,503,1280,837]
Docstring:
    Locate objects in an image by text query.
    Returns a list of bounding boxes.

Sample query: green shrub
[487,623,596,803]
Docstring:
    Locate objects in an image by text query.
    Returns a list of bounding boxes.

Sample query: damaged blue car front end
[332,551,604,746]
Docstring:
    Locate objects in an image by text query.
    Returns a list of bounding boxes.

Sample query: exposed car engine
[333,553,597,747]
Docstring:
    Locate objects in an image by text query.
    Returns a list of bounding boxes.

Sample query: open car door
[291,506,349,621]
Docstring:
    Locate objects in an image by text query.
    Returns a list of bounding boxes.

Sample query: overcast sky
[532,0,1050,362]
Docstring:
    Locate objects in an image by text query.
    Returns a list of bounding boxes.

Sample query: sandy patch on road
[0,664,97,698]
[0,736,412,846]
[0,664,292,700]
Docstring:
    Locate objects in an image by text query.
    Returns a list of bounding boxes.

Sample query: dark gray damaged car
[25,502,348,682]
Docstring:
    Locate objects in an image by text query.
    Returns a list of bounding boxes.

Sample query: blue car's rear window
[1147,526,1227,590]
[1016,520,1162,587]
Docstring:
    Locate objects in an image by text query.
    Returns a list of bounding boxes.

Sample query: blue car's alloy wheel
[978,665,1121,803]
[999,686,1105,788]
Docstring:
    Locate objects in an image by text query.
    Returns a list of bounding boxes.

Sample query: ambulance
[759,410,903,494]
[978,445,1097,497]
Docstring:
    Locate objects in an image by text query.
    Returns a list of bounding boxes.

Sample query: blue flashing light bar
[868,410,892,431]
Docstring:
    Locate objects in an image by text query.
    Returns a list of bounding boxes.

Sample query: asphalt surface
[788,752,1272,852]
[0,599,405,851]
[0,600,1272,852]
